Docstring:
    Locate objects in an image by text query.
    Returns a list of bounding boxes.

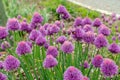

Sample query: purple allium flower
[56,5,71,19]
[73,17,83,27]
[0,73,7,80]
[4,55,20,71]
[44,42,50,49]
[47,24,60,35]
[82,17,92,26]
[108,20,113,26]
[39,27,47,37]
[56,36,67,44]
[29,29,41,41]
[108,42,120,54]
[64,66,83,80]
[83,61,89,69]
[82,76,89,80]
[1,41,10,50]
[93,18,102,27]
[111,13,116,18]
[26,41,32,48]
[55,20,64,28]
[16,41,32,56]
[43,23,49,30]
[46,46,58,58]
[20,21,30,32]
[67,28,73,35]
[35,35,46,46]
[72,27,84,41]
[17,15,21,20]
[7,18,20,31]
[94,34,108,48]
[98,24,111,36]
[0,61,4,69]
[112,36,116,41]
[112,17,117,22]
[0,27,8,39]
[100,58,118,77]
[83,24,93,32]
[31,12,43,24]
[92,54,103,68]
[43,55,58,68]
[61,41,74,54]
[83,31,95,44]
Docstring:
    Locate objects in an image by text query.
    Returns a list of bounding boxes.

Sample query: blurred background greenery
[0,0,100,26]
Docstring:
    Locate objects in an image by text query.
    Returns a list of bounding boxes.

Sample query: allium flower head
[43,23,49,30]
[101,58,118,77]
[44,42,50,49]
[73,17,82,27]
[43,55,58,68]
[29,29,41,41]
[93,18,102,27]
[20,21,30,32]
[0,61,4,69]
[56,36,67,44]
[92,54,103,68]
[55,20,64,28]
[82,76,89,80]
[7,18,20,31]
[108,42,120,54]
[82,17,92,26]
[0,27,8,39]
[0,73,7,80]
[61,41,74,54]
[56,5,70,19]
[98,24,111,36]
[39,27,47,37]
[72,27,84,41]
[46,46,58,58]
[35,35,47,46]
[64,66,83,80]
[83,61,89,69]
[26,41,32,48]
[83,31,95,44]
[94,34,108,48]
[83,24,93,32]
[4,55,20,71]
[112,36,116,41]
[1,41,10,50]
[31,12,43,24]
[16,41,32,56]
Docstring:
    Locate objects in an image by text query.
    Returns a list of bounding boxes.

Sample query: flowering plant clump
[0,5,120,80]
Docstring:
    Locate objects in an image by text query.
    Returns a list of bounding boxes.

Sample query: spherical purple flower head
[92,54,103,68]
[17,15,21,20]
[111,13,116,18]
[56,5,71,19]
[29,29,41,41]
[20,21,30,32]
[112,36,116,41]
[112,17,117,22]
[35,35,47,46]
[0,61,4,69]
[44,42,50,49]
[94,34,108,48]
[55,20,64,28]
[73,17,83,27]
[108,20,113,26]
[82,76,89,80]
[67,28,73,35]
[64,66,83,80]
[0,73,7,80]
[0,27,8,39]
[1,41,10,50]
[46,46,58,58]
[83,31,95,44]
[108,42,120,54]
[72,27,85,41]
[98,24,111,36]
[61,41,74,54]
[31,12,43,24]
[92,18,102,27]
[43,23,49,30]
[83,24,93,32]
[7,18,20,31]
[43,55,58,69]
[16,41,32,56]
[83,61,89,69]
[39,27,47,37]
[82,17,92,26]
[47,24,60,35]
[4,55,20,71]
[56,36,67,44]
[101,58,118,77]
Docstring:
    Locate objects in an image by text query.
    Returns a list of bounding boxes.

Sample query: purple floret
[35,35,47,46]
[0,27,8,39]
[73,17,83,27]
[56,36,67,44]
[0,73,7,80]
[93,18,102,27]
